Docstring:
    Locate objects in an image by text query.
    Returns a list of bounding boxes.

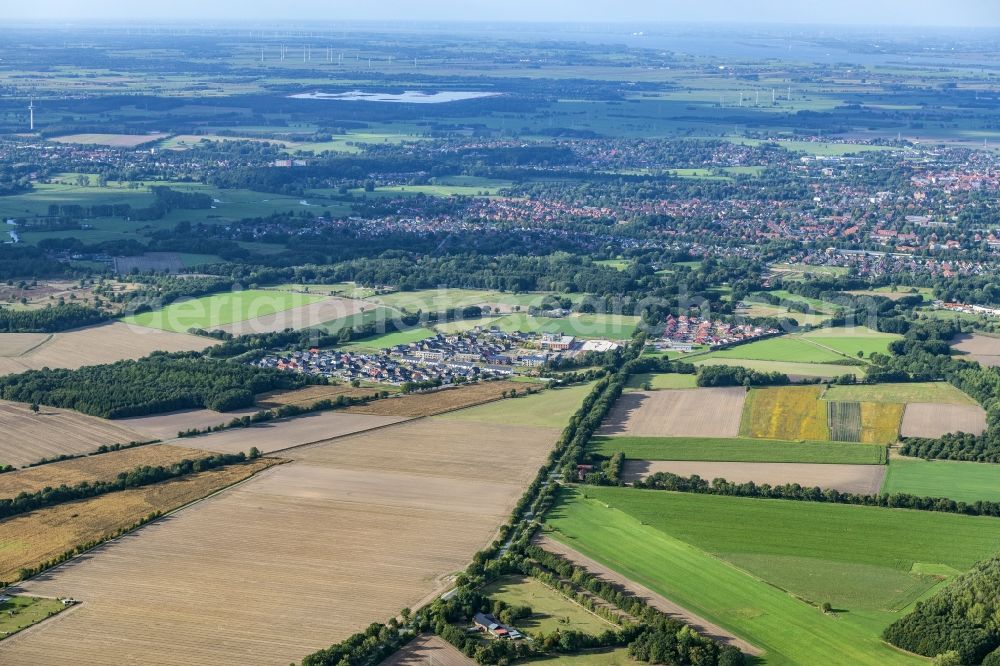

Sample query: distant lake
[289,90,499,104]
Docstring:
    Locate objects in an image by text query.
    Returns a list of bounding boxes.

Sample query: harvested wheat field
[0,401,572,665]
[598,388,747,438]
[623,460,887,494]
[116,407,261,441]
[382,635,475,666]
[900,403,988,438]
[179,410,407,454]
[952,333,1000,367]
[0,322,208,377]
[346,380,522,418]
[0,444,209,496]
[0,333,50,357]
[0,458,277,582]
[256,383,387,409]
[218,297,364,335]
[0,401,152,468]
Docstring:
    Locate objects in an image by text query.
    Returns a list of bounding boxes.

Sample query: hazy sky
[1,0,999,28]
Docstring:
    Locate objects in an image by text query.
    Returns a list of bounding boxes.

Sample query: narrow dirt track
[533,534,762,656]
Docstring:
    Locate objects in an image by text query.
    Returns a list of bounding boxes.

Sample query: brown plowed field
[381,635,476,666]
[900,403,988,438]
[0,458,277,582]
[178,411,407,454]
[952,333,1000,368]
[1,403,572,665]
[599,388,747,438]
[0,444,209,496]
[346,381,522,418]
[0,400,152,468]
[0,322,208,377]
[534,535,761,656]
[622,460,887,494]
[218,296,363,335]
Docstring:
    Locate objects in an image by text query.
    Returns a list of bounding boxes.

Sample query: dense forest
[0,352,314,418]
[0,302,107,333]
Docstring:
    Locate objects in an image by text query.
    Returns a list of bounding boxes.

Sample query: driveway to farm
[534,535,762,656]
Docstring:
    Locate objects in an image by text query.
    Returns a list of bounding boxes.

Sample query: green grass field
[710,337,846,364]
[0,596,67,640]
[264,282,379,299]
[591,436,887,464]
[367,289,581,313]
[801,327,901,358]
[432,317,503,334]
[482,575,616,636]
[438,382,595,428]
[120,289,323,332]
[594,259,631,271]
[883,456,1000,504]
[546,488,926,665]
[624,373,698,390]
[823,382,977,405]
[492,313,639,339]
[694,357,866,379]
[337,327,436,352]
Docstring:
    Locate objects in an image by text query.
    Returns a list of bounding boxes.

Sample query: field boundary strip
[10,334,54,358]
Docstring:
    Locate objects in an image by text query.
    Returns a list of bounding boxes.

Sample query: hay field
[900,403,988,438]
[346,381,521,418]
[0,400,151,468]
[0,444,208,496]
[623,460,887,494]
[0,322,208,377]
[0,459,276,582]
[599,388,746,438]
[383,635,475,666]
[256,384,387,409]
[952,333,1000,367]
[116,407,260,441]
[1,406,569,664]
[218,296,365,335]
[179,411,407,454]
[741,386,829,441]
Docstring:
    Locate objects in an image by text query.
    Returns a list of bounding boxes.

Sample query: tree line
[0,302,107,333]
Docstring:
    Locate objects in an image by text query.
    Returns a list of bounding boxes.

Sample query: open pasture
[900,403,988,438]
[624,372,698,391]
[0,459,277,582]
[693,357,866,379]
[336,326,437,352]
[822,382,977,405]
[365,288,576,314]
[800,326,901,358]
[591,436,887,465]
[345,381,521,418]
[622,460,887,494]
[0,394,578,665]
[546,488,925,665]
[599,388,746,438]
[121,289,326,333]
[0,400,152,468]
[218,296,364,335]
[883,456,1000,504]
[740,385,829,441]
[492,313,639,339]
[709,336,845,364]
[0,321,208,377]
[0,444,209,497]
[951,333,1000,367]
[439,382,596,428]
[482,575,617,636]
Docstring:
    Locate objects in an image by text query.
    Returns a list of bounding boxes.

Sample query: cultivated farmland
[120,289,325,333]
[382,635,476,666]
[693,357,865,379]
[0,391,580,664]
[822,382,977,405]
[951,333,1000,367]
[116,407,260,441]
[0,321,208,376]
[0,400,151,468]
[591,436,887,464]
[0,333,50,357]
[178,410,407,455]
[622,460,887,493]
[0,458,277,582]
[599,388,747,438]
[883,456,1000,504]
[900,403,988,438]
[256,384,388,409]
[345,381,521,418]
[740,385,829,441]
[51,133,169,147]
[0,444,210,496]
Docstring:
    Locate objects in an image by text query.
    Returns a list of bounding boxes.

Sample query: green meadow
[590,436,887,465]
[883,456,1000,504]
[121,289,323,332]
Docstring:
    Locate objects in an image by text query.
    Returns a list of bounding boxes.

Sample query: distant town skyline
[2,0,999,28]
